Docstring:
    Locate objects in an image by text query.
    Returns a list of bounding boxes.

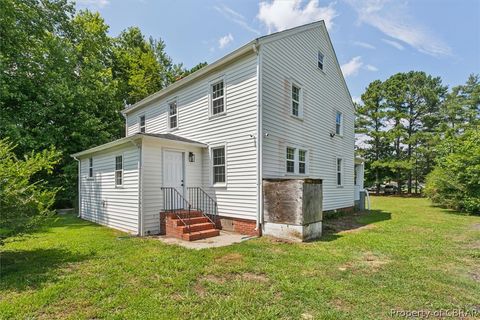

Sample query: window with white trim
[139,115,146,133]
[336,158,343,186]
[115,155,123,187]
[286,147,295,173]
[317,51,324,70]
[88,157,93,178]
[286,147,307,174]
[335,111,343,135]
[212,146,226,184]
[211,80,225,115]
[291,84,302,117]
[299,149,307,174]
[168,101,177,129]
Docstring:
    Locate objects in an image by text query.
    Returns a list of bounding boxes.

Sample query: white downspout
[254,40,263,231]
[73,156,81,218]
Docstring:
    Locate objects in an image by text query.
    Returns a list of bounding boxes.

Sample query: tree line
[356,71,479,213]
[0,0,207,207]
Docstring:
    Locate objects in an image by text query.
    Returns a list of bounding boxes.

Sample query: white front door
[164,151,185,209]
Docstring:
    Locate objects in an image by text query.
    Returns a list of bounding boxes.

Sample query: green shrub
[0,139,61,243]
[425,129,480,214]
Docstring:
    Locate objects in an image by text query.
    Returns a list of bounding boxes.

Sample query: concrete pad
[155,231,256,250]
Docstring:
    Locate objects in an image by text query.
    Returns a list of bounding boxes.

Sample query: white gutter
[72,156,81,218]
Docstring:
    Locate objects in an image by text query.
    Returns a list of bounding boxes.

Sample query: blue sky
[76,0,480,101]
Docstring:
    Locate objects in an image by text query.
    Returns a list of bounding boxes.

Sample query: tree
[425,129,480,214]
[0,139,61,243]
[382,71,446,194]
[356,80,392,194]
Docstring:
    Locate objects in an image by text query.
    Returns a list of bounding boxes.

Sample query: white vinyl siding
[126,53,258,221]
[261,23,355,211]
[79,144,140,233]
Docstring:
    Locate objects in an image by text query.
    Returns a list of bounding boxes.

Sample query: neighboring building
[72,21,358,241]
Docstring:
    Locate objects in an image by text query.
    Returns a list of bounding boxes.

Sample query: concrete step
[182,229,220,241]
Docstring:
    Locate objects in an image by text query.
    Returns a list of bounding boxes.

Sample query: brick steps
[163,211,220,241]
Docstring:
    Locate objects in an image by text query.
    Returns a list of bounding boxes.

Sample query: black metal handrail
[160,187,192,233]
[187,187,218,225]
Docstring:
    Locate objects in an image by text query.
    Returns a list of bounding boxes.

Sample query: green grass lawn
[1,197,479,319]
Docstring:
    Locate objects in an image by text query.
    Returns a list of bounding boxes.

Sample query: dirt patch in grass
[472,223,480,231]
[194,272,269,296]
[338,252,390,273]
[330,298,353,312]
[323,211,376,234]
[214,253,244,265]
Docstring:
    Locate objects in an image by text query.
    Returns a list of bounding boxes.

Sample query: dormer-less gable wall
[260,23,355,211]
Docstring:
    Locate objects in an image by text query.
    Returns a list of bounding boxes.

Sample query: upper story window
[291,84,303,117]
[335,111,343,135]
[317,51,324,70]
[88,157,93,178]
[211,80,225,116]
[212,146,226,185]
[139,115,146,133]
[336,158,343,186]
[286,147,295,173]
[168,101,178,129]
[115,155,123,187]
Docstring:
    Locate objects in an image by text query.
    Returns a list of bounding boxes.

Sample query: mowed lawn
[1,197,479,319]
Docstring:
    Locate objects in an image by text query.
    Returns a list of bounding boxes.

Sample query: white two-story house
[72,21,360,241]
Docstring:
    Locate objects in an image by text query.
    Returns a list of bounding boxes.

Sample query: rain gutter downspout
[73,156,81,218]
[254,40,263,231]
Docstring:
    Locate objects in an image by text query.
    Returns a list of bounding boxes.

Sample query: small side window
[335,111,343,136]
[115,155,123,187]
[168,101,178,129]
[88,157,93,178]
[212,146,226,184]
[318,51,324,70]
[337,158,343,186]
[211,80,225,116]
[291,84,303,117]
[139,115,146,133]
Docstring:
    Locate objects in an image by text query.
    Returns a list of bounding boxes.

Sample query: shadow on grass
[0,247,92,291]
[318,209,392,242]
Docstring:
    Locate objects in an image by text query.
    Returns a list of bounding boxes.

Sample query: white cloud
[341,56,363,78]
[76,0,109,8]
[382,38,404,50]
[346,0,451,57]
[214,4,261,35]
[257,0,338,33]
[365,64,378,71]
[353,41,376,49]
[218,33,234,49]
